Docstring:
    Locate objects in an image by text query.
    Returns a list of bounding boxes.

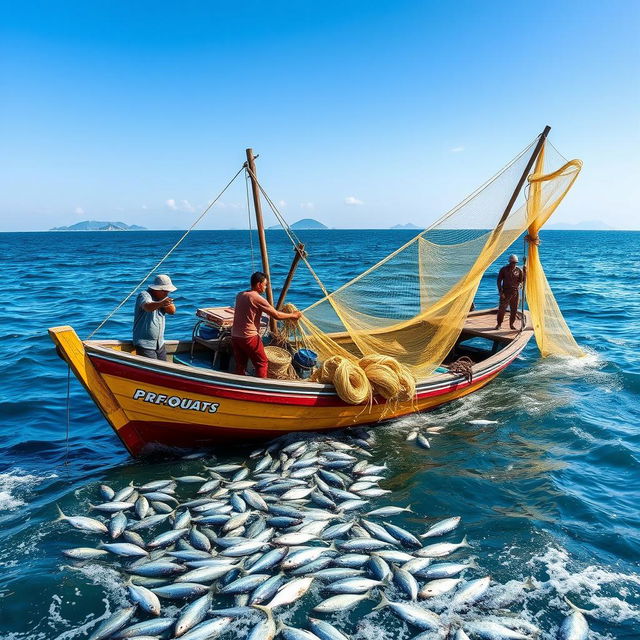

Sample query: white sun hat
[508,254,519,263]
[149,274,177,292]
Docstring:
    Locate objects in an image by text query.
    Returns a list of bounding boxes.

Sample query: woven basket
[264,345,294,379]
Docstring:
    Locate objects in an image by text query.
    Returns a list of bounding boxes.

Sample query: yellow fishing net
[293,135,584,381]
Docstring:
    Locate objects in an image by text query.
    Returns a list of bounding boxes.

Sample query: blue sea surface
[0,229,638,638]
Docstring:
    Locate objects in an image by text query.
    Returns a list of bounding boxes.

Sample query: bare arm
[143,297,174,312]
[264,307,302,321]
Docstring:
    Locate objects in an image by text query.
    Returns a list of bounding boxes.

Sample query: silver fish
[129,561,187,577]
[175,564,238,583]
[393,566,419,600]
[418,578,461,599]
[265,576,314,608]
[313,592,371,612]
[220,574,272,594]
[308,618,349,640]
[451,576,491,607]
[366,505,412,517]
[373,593,442,630]
[279,623,323,640]
[147,528,189,549]
[464,620,529,639]
[151,582,209,600]
[416,535,470,557]
[420,516,461,539]
[174,592,212,637]
[325,577,384,594]
[90,501,135,513]
[416,434,431,449]
[117,617,176,638]
[178,616,233,640]
[99,542,148,557]
[250,574,286,605]
[109,511,127,539]
[99,484,115,500]
[127,582,161,616]
[417,561,475,579]
[62,547,109,560]
[558,598,589,640]
[55,506,108,534]
[87,606,136,640]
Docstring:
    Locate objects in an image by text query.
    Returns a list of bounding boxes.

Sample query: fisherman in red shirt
[231,272,302,378]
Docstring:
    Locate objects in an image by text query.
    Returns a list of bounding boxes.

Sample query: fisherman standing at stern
[232,271,301,378]
[132,274,177,361]
[496,254,524,330]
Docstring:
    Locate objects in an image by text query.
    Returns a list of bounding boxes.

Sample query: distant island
[268,218,328,230]
[545,219,615,231]
[391,223,421,230]
[50,220,147,231]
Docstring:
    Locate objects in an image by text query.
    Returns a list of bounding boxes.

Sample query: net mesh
[294,136,584,378]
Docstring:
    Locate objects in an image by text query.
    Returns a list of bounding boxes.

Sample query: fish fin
[55,505,66,521]
[461,535,471,548]
[564,596,591,615]
[468,558,479,570]
[405,504,413,513]
[372,591,391,611]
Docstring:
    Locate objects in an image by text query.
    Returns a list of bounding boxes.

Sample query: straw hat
[149,274,177,292]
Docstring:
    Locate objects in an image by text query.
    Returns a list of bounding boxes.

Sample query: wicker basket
[264,345,295,379]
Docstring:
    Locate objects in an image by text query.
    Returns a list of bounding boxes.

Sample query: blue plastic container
[199,325,220,340]
[293,349,318,378]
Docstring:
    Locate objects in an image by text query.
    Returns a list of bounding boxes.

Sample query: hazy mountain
[50,220,147,231]
[391,222,421,229]
[268,218,328,230]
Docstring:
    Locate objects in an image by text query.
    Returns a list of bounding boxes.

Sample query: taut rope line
[87,165,246,339]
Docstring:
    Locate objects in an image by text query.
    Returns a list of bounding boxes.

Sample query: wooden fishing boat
[50,128,583,456]
[49,310,532,456]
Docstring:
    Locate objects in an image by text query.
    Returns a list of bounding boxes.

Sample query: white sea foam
[0,469,58,511]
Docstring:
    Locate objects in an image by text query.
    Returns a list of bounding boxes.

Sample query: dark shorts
[136,344,167,361]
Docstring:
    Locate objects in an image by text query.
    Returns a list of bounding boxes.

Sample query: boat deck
[461,308,532,343]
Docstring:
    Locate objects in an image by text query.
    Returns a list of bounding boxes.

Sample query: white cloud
[278,200,287,208]
[141,204,148,210]
[74,206,85,215]
[166,198,195,212]
[300,202,315,210]
[450,146,465,153]
[344,196,363,206]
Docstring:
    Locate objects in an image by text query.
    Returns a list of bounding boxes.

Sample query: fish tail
[55,505,66,521]
[564,596,591,615]
[251,603,273,620]
[405,504,413,513]
[461,535,471,548]
[372,591,391,611]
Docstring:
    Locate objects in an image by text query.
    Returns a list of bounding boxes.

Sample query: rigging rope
[86,165,246,339]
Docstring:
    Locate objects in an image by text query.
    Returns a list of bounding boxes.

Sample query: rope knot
[525,233,541,246]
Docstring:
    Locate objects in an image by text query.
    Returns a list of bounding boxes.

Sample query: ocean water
[0,229,638,638]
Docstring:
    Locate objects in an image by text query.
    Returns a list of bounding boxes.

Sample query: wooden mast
[245,148,276,332]
[277,243,306,310]
[494,125,551,233]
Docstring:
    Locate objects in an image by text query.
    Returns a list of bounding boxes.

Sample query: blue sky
[1,1,638,231]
